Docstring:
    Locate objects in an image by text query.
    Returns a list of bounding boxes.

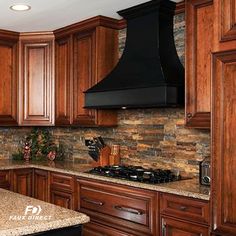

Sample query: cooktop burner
[88,165,182,184]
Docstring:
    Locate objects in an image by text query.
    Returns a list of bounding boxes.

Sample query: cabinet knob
[179,205,187,211]
[187,113,192,119]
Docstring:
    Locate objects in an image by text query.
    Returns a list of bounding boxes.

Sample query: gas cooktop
[88,165,183,184]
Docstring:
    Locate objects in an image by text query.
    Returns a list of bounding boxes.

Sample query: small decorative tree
[12,128,65,161]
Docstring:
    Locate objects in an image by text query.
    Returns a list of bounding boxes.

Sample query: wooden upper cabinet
[0,31,18,126]
[55,17,118,127]
[185,0,214,129]
[18,33,55,126]
[55,36,72,125]
[211,50,236,236]
[213,0,236,51]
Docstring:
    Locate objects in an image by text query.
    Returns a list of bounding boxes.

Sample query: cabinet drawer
[160,193,210,225]
[77,178,157,236]
[50,172,74,192]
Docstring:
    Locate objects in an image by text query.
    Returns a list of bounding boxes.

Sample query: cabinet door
[211,50,236,235]
[55,36,72,125]
[72,27,117,127]
[50,189,74,210]
[13,168,33,197]
[73,30,96,126]
[161,217,209,236]
[213,0,236,51]
[185,0,213,128]
[0,38,18,126]
[19,34,55,126]
[34,169,49,202]
[0,170,12,190]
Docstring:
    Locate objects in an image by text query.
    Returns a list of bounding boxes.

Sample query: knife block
[91,146,111,167]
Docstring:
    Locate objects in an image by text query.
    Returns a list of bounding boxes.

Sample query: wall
[0,13,210,177]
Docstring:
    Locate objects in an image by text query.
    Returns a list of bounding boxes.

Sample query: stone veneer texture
[0,13,210,176]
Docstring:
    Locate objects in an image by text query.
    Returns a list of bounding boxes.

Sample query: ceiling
[0,0,183,32]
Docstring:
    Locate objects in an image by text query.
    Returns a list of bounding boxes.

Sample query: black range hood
[84,0,184,109]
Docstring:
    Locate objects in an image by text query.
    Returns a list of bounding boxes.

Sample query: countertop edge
[0,162,210,201]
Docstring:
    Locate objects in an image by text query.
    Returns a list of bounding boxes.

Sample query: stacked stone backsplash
[0,13,210,177]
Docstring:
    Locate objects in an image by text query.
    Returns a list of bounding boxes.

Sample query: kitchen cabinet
[213,0,236,52]
[77,178,158,236]
[185,0,214,129]
[18,32,55,126]
[34,169,49,202]
[161,216,209,236]
[50,172,75,210]
[55,16,118,127]
[13,168,33,197]
[50,189,74,209]
[211,50,236,236]
[160,193,210,236]
[0,31,18,126]
[0,170,12,190]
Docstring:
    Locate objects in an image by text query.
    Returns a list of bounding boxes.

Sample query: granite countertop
[0,188,89,236]
[0,160,210,201]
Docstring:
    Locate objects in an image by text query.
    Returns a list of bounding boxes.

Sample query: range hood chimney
[84,0,184,109]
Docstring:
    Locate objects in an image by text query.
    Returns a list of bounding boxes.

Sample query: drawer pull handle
[114,205,144,215]
[82,197,104,206]
[179,206,187,211]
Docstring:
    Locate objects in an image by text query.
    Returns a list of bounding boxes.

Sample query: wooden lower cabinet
[49,172,75,210]
[0,170,12,190]
[77,178,158,236]
[160,193,210,236]
[211,50,236,236]
[13,168,33,197]
[161,216,209,236]
[34,169,49,202]
[50,189,74,209]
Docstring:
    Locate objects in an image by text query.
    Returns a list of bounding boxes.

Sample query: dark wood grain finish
[185,0,214,129]
[0,170,12,190]
[73,30,96,125]
[160,193,210,225]
[0,34,18,126]
[18,33,55,126]
[72,27,118,126]
[13,168,33,197]
[211,50,236,236]
[161,216,209,236]
[55,36,73,125]
[214,0,236,52]
[218,0,236,42]
[34,169,49,202]
[50,172,75,192]
[55,22,118,127]
[50,189,74,209]
[77,178,158,236]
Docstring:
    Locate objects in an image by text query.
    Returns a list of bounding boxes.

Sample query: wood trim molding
[54,1,186,36]
[175,1,185,14]
[0,29,19,41]
[54,16,120,38]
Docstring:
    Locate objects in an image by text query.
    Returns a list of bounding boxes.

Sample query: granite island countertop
[0,188,90,236]
[0,160,210,201]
